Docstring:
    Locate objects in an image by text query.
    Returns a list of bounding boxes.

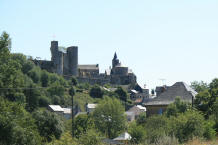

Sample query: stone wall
[33,60,55,73]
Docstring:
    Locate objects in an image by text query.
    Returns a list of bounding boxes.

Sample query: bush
[128,122,146,144]
[78,129,102,145]
[89,85,104,98]
[165,97,190,117]
[150,134,179,145]
[203,120,216,140]
[136,112,146,125]
[115,87,128,102]
[71,77,77,86]
[144,115,169,143]
[168,110,205,143]
[73,114,94,138]
[38,95,51,107]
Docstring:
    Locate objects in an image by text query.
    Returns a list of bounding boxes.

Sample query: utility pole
[69,86,75,137]
[72,93,74,137]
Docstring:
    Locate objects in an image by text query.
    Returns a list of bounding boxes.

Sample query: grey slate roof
[143,82,197,106]
[78,64,99,70]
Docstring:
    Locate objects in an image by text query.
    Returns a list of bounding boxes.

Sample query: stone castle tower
[50,41,78,76]
[112,52,120,68]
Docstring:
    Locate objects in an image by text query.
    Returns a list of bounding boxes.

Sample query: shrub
[78,129,102,145]
[136,112,146,125]
[145,115,169,143]
[203,120,216,140]
[168,110,205,143]
[128,122,146,144]
[150,134,179,145]
[89,85,104,98]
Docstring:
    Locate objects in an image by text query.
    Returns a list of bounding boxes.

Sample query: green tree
[194,79,218,118]
[0,32,26,100]
[24,83,41,112]
[0,97,41,145]
[89,85,104,98]
[73,114,94,138]
[27,67,41,84]
[47,81,65,97]
[209,78,218,91]
[166,97,190,117]
[93,97,126,138]
[71,77,77,86]
[32,109,64,142]
[115,87,128,102]
[22,60,34,74]
[203,120,216,140]
[128,122,146,144]
[168,110,206,143]
[144,115,169,143]
[136,112,147,125]
[191,81,208,93]
[41,70,49,87]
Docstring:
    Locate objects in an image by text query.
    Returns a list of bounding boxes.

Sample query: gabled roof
[78,64,99,70]
[113,132,132,141]
[136,105,146,111]
[87,103,97,109]
[130,89,138,94]
[63,108,71,114]
[48,105,64,112]
[143,82,197,106]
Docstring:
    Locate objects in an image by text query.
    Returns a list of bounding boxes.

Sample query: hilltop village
[32,41,199,115]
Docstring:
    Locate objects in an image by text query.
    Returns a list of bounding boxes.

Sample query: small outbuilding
[113,132,132,144]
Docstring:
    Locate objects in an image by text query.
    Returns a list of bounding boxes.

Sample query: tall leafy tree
[191,81,208,93]
[194,78,218,118]
[93,97,126,138]
[73,114,94,138]
[32,110,64,142]
[115,87,128,102]
[0,32,26,100]
[0,97,41,145]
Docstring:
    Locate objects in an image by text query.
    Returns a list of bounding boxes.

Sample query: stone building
[143,82,197,116]
[108,53,137,85]
[33,41,137,86]
[34,41,78,76]
[78,64,99,78]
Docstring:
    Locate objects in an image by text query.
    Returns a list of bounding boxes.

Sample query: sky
[0,0,218,90]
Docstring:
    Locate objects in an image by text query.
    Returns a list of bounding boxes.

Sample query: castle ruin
[34,41,137,86]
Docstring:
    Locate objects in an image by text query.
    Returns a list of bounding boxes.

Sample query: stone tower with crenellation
[50,41,64,75]
[50,41,78,76]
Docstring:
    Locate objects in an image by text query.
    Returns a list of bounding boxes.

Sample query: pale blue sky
[1,0,218,89]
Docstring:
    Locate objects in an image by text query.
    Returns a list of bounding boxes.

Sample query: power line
[0,87,48,90]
